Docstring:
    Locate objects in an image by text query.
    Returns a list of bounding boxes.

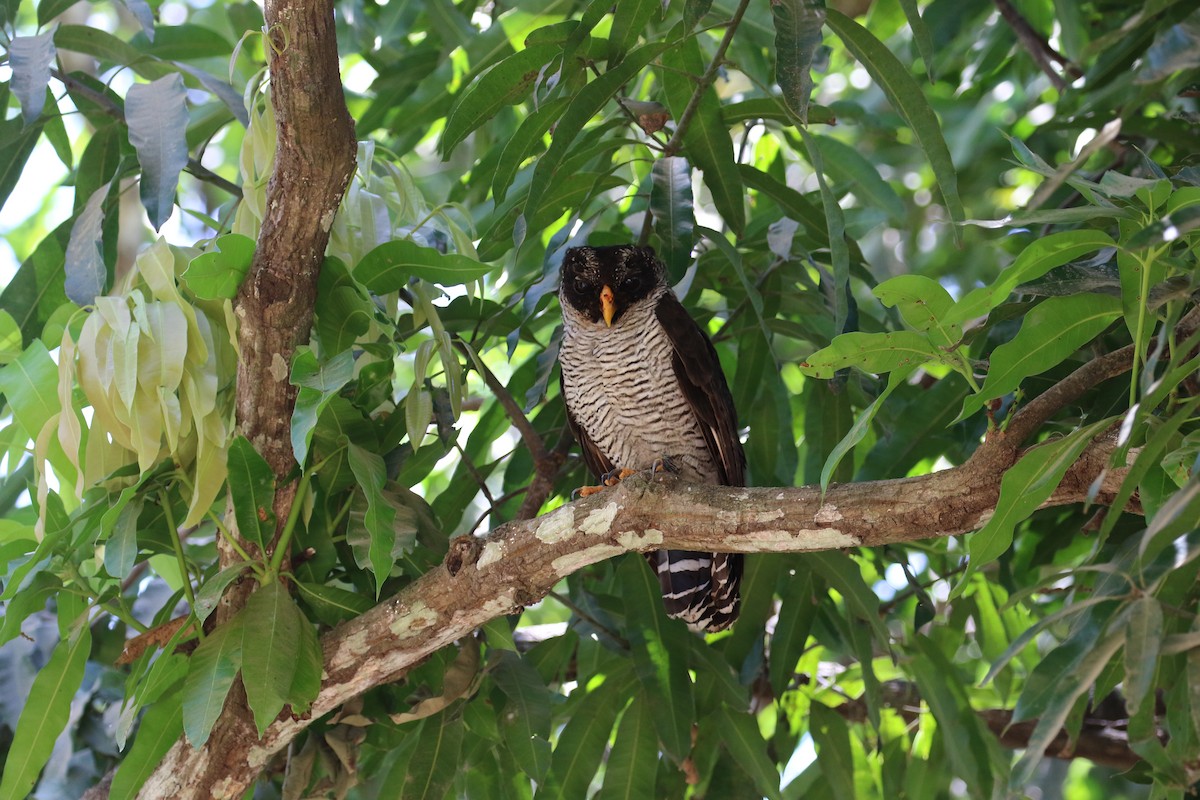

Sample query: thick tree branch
[139,427,1136,797]
[138,0,354,797]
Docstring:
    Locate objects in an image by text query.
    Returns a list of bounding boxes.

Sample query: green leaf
[738,163,830,249]
[493,650,552,781]
[909,636,1001,795]
[960,420,1111,590]
[290,347,355,466]
[193,563,250,623]
[293,580,374,625]
[0,339,60,444]
[109,692,183,800]
[661,38,745,234]
[181,612,243,748]
[958,293,1122,421]
[1010,628,1125,788]
[491,96,570,203]
[103,495,143,579]
[226,435,276,553]
[897,0,935,80]
[807,702,854,800]
[819,367,912,492]
[356,239,492,291]
[946,230,1116,326]
[872,274,958,345]
[620,556,695,762]
[126,74,190,231]
[0,112,44,211]
[0,619,91,800]
[182,234,255,300]
[398,713,465,800]
[812,133,907,224]
[242,581,301,734]
[719,707,783,799]
[825,9,963,232]
[608,0,662,66]
[800,331,946,379]
[0,572,59,647]
[798,126,849,334]
[131,23,231,59]
[771,0,825,124]
[0,310,22,364]
[649,156,695,278]
[286,614,322,715]
[770,564,817,697]
[597,697,659,800]
[0,219,72,344]
[347,443,398,598]
[441,44,559,157]
[1123,595,1162,717]
[544,668,632,798]
[522,42,670,241]
[807,551,890,643]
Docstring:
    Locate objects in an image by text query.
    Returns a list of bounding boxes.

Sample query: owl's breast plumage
[560,293,718,483]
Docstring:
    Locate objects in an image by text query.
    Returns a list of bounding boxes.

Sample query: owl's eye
[623,276,642,292]
[572,278,591,294]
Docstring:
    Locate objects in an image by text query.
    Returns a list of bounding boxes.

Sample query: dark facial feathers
[560,245,665,326]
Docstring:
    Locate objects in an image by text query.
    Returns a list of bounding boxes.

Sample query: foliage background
[0,0,1198,797]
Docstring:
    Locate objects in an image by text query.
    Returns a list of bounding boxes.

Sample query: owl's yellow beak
[600,285,616,327]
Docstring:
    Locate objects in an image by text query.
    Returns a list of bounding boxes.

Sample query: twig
[662,0,753,157]
[548,590,629,649]
[515,432,572,521]
[992,0,1081,91]
[456,341,549,462]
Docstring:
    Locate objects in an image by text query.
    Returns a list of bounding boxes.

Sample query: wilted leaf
[9,28,57,125]
[126,74,190,231]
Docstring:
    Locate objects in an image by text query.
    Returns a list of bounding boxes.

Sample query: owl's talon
[576,484,606,498]
[602,467,638,486]
[652,456,680,475]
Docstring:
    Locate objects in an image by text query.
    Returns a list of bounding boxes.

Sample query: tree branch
[138,428,1137,797]
[138,0,355,796]
[834,681,1143,771]
[992,0,1081,91]
[662,0,752,157]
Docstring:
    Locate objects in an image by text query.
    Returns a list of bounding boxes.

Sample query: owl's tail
[645,550,743,632]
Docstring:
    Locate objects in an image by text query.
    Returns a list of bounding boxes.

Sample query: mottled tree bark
[137,0,354,797]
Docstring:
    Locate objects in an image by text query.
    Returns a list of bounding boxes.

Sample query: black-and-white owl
[558,244,745,631]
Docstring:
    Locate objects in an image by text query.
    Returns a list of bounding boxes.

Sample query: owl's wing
[560,373,616,479]
[654,293,746,487]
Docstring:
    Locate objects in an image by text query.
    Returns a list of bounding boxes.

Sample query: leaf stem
[269,468,315,578]
[160,490,202,637]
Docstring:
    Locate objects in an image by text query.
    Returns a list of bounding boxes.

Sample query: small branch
[992,0,1080,91]
[662,0,753,157]
[833,681,1143,771]
[514,432,572,521]
[458,341,548,462]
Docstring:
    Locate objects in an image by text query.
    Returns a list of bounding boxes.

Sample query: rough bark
[136,1,354,797]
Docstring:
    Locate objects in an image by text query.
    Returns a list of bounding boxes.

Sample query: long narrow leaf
[825,10,963,232]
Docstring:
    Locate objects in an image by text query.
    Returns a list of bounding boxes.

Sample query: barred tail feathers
[644,550,743,632]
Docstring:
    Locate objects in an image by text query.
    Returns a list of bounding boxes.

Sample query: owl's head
[560,245,665,327]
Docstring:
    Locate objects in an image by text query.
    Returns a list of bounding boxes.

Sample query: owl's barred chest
[560,304,718,482]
